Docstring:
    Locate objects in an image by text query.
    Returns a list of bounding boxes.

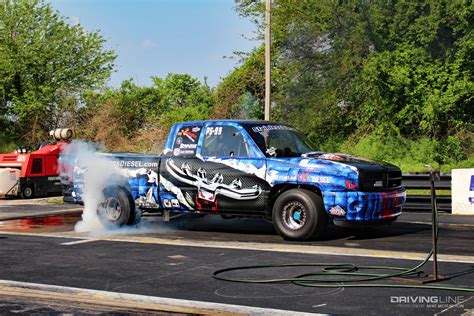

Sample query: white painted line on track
[0,279,321,316]
[60,239,98,246]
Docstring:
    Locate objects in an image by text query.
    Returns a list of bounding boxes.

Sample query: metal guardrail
[402,173,451,212]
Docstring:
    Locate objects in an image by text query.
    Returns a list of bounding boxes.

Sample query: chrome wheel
[282,201,307,230]
[273,189,327,241]
[102,197,122,221]
[97,187,136,227]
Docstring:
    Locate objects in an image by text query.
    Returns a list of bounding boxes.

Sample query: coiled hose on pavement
[213,185,474,293]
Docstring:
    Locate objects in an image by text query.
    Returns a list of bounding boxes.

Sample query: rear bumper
[322,188,406,222]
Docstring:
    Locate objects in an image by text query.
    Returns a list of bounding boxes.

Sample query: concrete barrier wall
[452,168,474,215]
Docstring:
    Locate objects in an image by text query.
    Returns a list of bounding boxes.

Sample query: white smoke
[60,141,162,236]
[60,141,115,232]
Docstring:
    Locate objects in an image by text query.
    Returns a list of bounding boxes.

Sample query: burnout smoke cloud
[59,141,161,236]
[60,141,114,232]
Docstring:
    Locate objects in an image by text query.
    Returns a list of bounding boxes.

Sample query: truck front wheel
[272,189,327,241]
[98,187,138,226]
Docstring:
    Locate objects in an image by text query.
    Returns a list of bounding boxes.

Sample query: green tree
[79,74,215,151]
[0,0,116,144]
[233,0,473,168]
[154,74,214,112]
[213,46,266,119]
[152,73,215,129]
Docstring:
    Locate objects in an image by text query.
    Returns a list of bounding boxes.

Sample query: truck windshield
[243,124,316,157]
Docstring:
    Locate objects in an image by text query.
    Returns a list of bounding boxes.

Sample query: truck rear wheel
[272,189,327,241]
[98,187,139,226]
[21,184,34,199]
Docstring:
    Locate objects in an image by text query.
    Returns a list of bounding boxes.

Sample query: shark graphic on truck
[63,120,406,241]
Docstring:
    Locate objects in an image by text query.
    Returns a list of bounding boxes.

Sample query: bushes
[0,134,18,154]
[341,125,409,164]
[340,129,472,173]
[75,74,214,154]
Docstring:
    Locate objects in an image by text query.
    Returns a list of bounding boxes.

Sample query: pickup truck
[65,120,406,240]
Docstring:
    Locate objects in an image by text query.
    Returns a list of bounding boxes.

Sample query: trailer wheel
[98,187,138,227]
[21,185,34,199]
[272,189,327,241]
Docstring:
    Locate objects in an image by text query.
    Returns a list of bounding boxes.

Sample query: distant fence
[402,173,451,212]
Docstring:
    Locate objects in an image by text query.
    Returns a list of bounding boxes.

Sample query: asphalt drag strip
[0,279,316,315]
[0,197,82,221]
[0,233,472,315]
[1,201,473,314]
[0,212,473,260]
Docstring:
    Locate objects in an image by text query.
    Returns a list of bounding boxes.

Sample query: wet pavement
[0,199,473,315]
[0,197,81,220]
[0,208,473,257]
[0,213,80,233]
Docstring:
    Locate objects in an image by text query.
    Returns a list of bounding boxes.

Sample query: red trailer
[0,129,73,198]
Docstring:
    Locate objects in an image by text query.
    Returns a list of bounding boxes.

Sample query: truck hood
[307,152,398,170]
[266,152,402,190]
[294,152,402,190]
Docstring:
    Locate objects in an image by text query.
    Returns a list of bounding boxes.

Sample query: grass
[406,189,451,196]
[47,197,64,204]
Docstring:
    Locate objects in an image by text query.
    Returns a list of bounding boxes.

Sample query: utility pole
[264,0,271,121]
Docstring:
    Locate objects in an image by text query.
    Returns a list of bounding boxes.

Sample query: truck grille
[387,170,402,188]
[31,158,43,174]
[359,170,402,191]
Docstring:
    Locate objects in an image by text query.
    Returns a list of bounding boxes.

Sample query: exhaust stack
[49,128,74,142]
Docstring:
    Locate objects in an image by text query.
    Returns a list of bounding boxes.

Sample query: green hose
[213,193,474,292]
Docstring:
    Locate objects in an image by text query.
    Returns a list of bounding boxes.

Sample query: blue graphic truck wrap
[65,120,406,240]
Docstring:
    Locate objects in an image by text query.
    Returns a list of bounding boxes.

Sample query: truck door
[195,123,269,214]
[160,124,204,212]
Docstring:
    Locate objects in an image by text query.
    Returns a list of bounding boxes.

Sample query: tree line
[0,0,472,171]
[218,0,473,171]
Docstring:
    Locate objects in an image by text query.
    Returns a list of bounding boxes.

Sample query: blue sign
[469,175,474,204]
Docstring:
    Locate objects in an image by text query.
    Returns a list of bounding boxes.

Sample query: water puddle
[0,214,81,232]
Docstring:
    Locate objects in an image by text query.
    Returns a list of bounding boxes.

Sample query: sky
[49,0,260,88]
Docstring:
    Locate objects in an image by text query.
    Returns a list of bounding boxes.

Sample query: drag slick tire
[272,189,327,241]
[98,186,138,227]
